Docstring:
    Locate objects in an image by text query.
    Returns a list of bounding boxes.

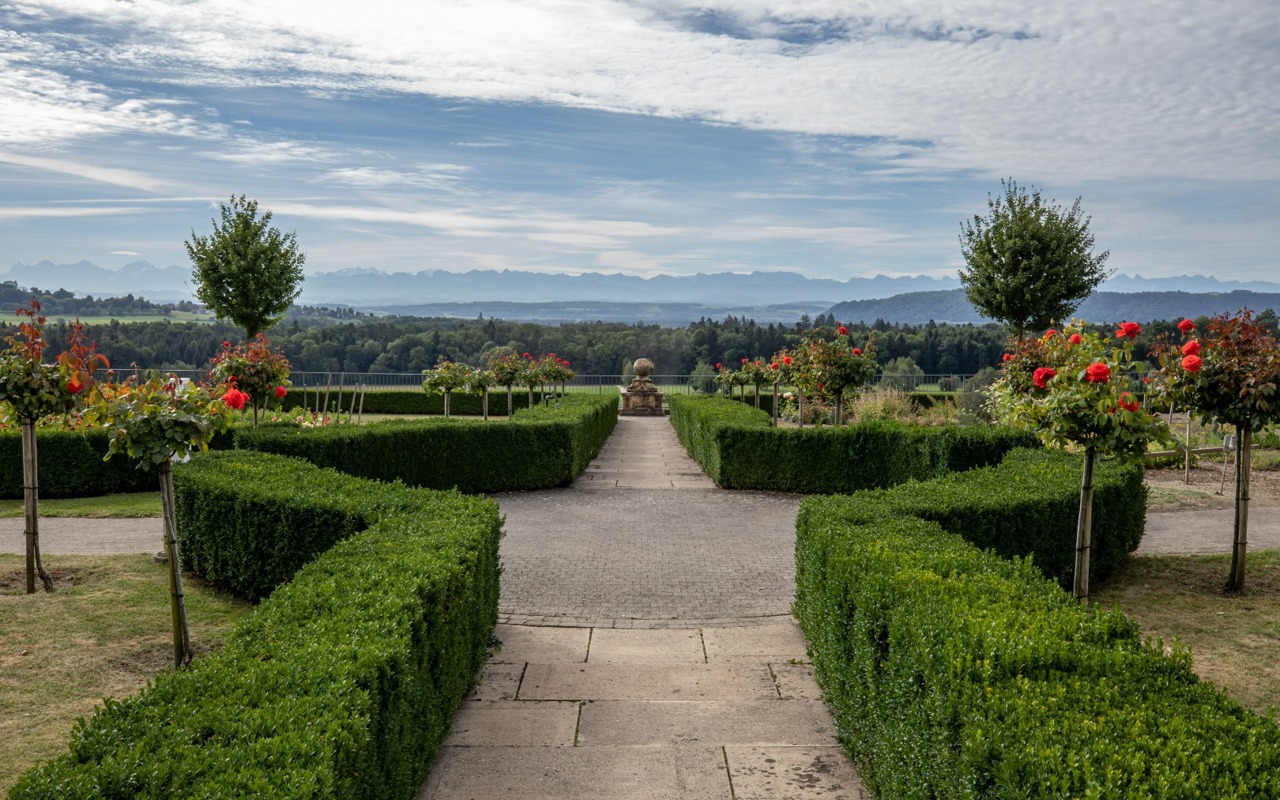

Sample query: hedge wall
[668,394,1038,492]
[234,394,618,493]
[0,427,174,499]
[794,453,1280,798]
[11,451,502,799]
[280,387,556,416]
[722,389,954,417]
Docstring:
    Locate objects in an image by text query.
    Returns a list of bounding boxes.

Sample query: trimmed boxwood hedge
[794,452,1280,798]
[0,427,157,498]
[10,450,502,799]
[724,389,954,417]
[669,394,1038,492]
[234,394,617,493]
[280,387,554,416]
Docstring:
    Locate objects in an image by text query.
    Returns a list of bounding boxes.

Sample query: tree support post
[1227,428,1252,593]
[158,460,193,668]
[1073,446,1096,600]
[21,420,53,593]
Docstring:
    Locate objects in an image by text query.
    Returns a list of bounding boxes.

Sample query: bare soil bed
[1145,461,1280,511]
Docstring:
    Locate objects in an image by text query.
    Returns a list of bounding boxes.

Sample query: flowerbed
[10,450,502,798]
[279,387,552,416]
[794,450,1280,798]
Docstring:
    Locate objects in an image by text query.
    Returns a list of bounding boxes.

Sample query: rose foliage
[90,374,236,469]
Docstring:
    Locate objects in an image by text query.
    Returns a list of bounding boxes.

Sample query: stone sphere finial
[633,358,655,378]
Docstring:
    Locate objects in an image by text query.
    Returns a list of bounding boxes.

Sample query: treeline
[0,281,178,317]
[16,309,1261,379]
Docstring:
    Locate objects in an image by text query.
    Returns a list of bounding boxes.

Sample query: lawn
[0,554,254,795]
[0,492,161,518]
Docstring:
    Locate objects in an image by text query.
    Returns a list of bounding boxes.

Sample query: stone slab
[464,663,525,701]
[577,700,836,746]
[418,745,732,800]
[491,624,590,664]
[588,628,706,664]
[519,663,777,701]
[445,702,580,747]
[702,623,809,662]
[725,745,868,800]
[772,663,824,701]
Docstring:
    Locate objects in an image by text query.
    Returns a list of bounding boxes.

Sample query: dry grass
[1092,550,1280,718]
[0,554,253,795]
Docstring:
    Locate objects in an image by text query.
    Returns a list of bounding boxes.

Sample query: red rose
[1033,367,1056,388]
[563,361,570,367]
[222,388,248,410]
[1119,392,1139,413]
[1182,354,1203,372]
[715,363,722,369]
[275,386,287,399]
[770,363,778,370]
[852,348,862,356]
[837,325,848,336]
[755,361,762,366]
[1085,362,1111,383]
[222,341,231,348]
[1178,318,1195,334]
[742,357,748,363]
[783,356,791,365]
[1068,333,1082,344]
[523,352,530,358]
[67,378,83,394]
[1181,340,1200,356]
[1115,321,1141,339]
[1043,329,1058,338]
[1002,353,1013,362]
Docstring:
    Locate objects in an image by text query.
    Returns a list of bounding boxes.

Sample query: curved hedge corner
[0,428,157,498]
[11,450,502,800]
[794,449,1280,798]
[280,387,553,416]
[668,394,1038,492]
[234,394,618,493]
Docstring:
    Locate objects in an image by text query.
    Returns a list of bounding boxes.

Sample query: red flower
[1068,333,1082,344]
[742,357,748,363]
[1178,318,1195,334]
[1002,353,1013,362]
[1085,362,1111,383]
[783,356,791,366]
[222,341,231,348]
[1033,367,1056,388]
[1115,321,1141,339]
[1043,329,1058,338]
[836,325,848,336]
[1119,392,1139,413]
[715,363,722,369]
[221,388,248,410]
[1181,340,1200,356]
[275,386,287,399]
[563,360,570,367]
[755,360,761,366]
[523,352,530,358]
[852,348,862,355]
[67,378,83,394]
[1182,354,1203,372]
[770,363,779,370]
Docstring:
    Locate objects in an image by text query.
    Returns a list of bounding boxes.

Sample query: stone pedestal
[619,357,665,416]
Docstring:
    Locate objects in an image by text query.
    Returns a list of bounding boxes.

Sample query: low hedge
[719,389,954,417]
[11,450,502,799]
[0,427,167,499]
[234,394,618,493]
[669,394,1038,492]
[795,454,1280,798]
[280,387,553,416]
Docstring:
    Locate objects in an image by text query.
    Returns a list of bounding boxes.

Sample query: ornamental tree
[786,329,878,425]
[959,180,1111,342]
[90,372,236,667]
[421,359,472,417]
[185,195,306,340]
[991,321,1172,599]
[1153,310,1280,592]
[0,302,107,593]
[207,333,291,427]
[485,350,523,416]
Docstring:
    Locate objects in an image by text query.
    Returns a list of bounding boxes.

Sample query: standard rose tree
[991,321,1172,599]
[1153,310,1280,592]
[208,334,291,427]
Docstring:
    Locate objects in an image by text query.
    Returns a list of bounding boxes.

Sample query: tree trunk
[798,389,805,429]
[507,386,514,416]
[1073,446,1096,600]
[1227,428,1252,593]
[443,390,451,418]
[159,460,193,668]
[772,383,779,427]
[21,420,53,593]
[482,387,489,421]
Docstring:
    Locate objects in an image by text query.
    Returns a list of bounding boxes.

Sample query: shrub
[0,427,159,498]
[235,394,617,493]
[794,455,1280,798]
[10,450,502,799]
[279,387,551,416]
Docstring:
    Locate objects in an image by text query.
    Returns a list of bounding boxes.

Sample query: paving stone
[703,623,809,661]
[588,629,706,664]
[417,745,732,800]
[491,624,590,664]
[519,663,777,701]
[772,663,824,701]
[444,701,579,746]
[725,745,868,800]
[462,663,524,702]
[577,700,836,746]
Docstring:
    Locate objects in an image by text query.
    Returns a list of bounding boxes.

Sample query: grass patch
[0,554,253,795]
[46,311,217,325]
[1092,549,1280,717]
[0,492,161,518]
[1145,482,1216,509]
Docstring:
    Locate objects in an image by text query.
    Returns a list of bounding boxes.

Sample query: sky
[1,0,1277,284]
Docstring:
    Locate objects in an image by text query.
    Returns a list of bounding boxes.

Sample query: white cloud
[0,205,140,220]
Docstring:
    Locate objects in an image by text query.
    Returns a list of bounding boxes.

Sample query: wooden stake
[21,420,53,593]
[357,384,366,425]
[1073,446,1096,600]
[159,460,193,668]
[1227,428,1252,593]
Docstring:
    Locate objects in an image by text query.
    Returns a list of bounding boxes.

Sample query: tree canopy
[186,195,305,340]
[959,180,1111,341]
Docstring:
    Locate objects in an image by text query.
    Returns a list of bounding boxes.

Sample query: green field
[47,311,218,325]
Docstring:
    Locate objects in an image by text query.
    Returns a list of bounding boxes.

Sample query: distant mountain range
[4,260,1280,325]
[826,289,1280,326]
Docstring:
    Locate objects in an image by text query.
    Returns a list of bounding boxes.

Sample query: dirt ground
[1145,461,1280,511]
